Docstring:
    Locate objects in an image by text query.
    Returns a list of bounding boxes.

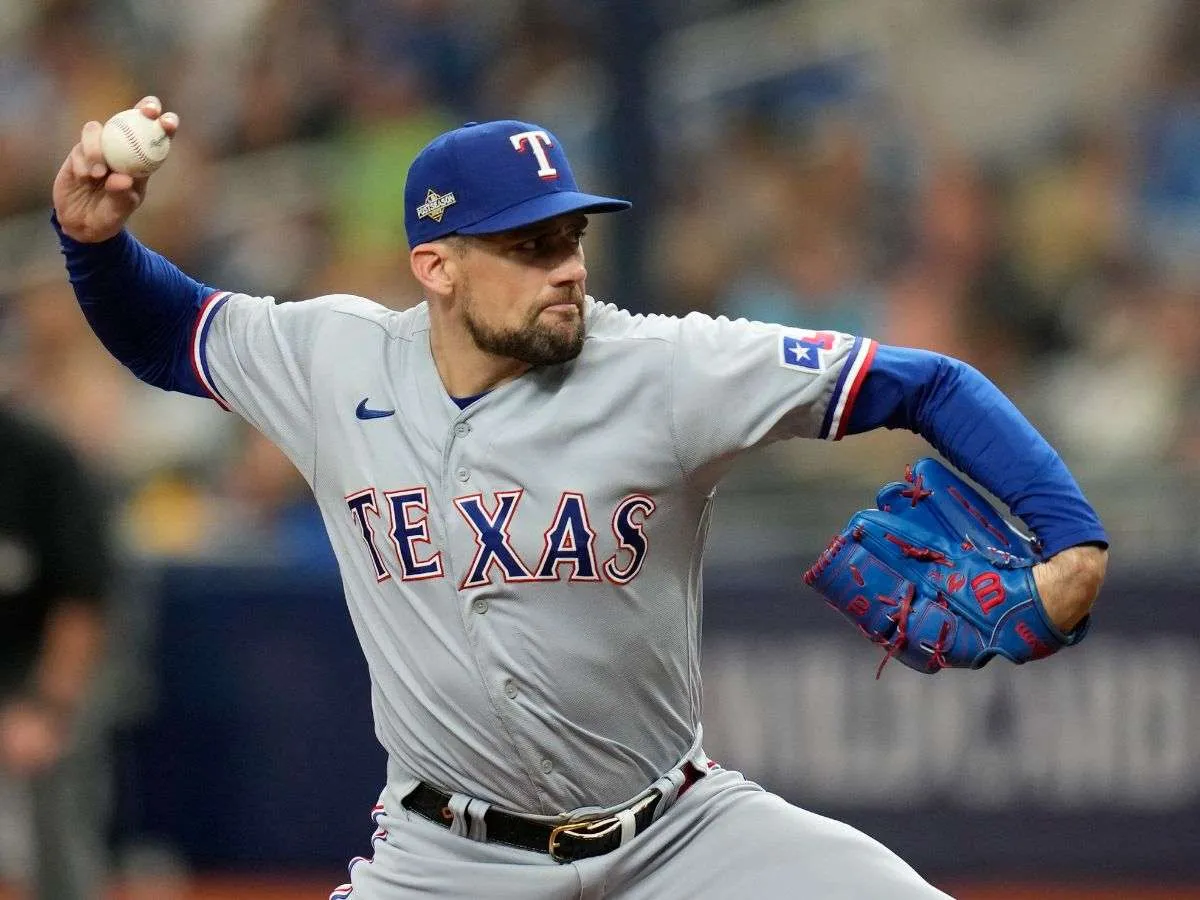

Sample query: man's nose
[550,248,587,286]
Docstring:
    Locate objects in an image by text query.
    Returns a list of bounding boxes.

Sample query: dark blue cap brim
[456,191,631,236]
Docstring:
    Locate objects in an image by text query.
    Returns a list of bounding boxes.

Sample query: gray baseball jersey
[191,291,876,815]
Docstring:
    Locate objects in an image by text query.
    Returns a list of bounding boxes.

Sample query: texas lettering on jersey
[345,487,656,587]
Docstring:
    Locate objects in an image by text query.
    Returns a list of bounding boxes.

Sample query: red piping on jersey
[189,290,231,410]
[834,339,877,440]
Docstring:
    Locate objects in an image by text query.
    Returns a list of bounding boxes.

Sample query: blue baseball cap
[403,120,631,248]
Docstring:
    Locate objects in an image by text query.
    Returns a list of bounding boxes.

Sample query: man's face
[449,213,589,366]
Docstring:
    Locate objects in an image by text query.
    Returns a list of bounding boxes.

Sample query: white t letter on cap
[510,130,558,179]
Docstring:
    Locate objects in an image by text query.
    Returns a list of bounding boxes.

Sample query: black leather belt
[402,762,707,863]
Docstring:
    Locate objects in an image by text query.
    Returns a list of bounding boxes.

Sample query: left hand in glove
[803,458,1094,677]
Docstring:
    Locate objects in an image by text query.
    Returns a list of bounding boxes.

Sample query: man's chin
[467,312,584,366]
[528,338,583,366]
[523,323,584,365]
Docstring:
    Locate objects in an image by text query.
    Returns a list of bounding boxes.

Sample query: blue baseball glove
[803,458,1089,677]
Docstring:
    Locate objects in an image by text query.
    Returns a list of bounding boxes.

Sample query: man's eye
[514,229,584,253]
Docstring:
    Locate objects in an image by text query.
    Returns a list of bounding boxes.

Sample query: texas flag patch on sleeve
[778,329,837,373]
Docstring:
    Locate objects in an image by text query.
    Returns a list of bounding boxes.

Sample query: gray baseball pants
[333,767,952,899]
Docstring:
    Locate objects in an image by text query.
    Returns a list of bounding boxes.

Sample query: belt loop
[447,793,472,838]
[464,797,490,843]
[649,766,687,822]
[616,808,637,847]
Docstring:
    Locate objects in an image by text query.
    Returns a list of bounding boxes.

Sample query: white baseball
[100,109,171,177]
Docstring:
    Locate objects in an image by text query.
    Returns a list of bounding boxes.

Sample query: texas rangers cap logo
[417,187,457,223]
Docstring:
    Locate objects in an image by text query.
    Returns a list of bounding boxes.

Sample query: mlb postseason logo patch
[417,188,457,222]
[779,329,837,373]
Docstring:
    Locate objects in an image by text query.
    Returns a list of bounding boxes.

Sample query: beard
[462,288,586,366]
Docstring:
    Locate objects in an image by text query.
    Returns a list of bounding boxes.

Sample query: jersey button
[455,422,471,437]
[455,467,470,482]
[540,758,554,774]
[472,598,489,615]
[503,679,518,699]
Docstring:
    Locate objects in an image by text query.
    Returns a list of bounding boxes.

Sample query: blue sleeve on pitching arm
[844,344,1108,557]
[53,212,214,397]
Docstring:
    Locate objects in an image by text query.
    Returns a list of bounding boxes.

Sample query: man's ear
[410,241,458,298]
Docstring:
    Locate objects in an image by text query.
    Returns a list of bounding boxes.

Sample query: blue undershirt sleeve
[52,212,215,397]
[844,344,1108,557]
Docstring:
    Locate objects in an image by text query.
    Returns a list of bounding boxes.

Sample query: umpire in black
[0,403,113,899]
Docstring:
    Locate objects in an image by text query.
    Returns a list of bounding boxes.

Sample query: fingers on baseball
[133,97,179,136]
[135,95,165,120]
[69,146,107,184]
[78,121,109,179]
[68,144,93,180]
[104,172,137,193]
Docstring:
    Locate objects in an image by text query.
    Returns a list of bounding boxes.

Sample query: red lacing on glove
[946,485,1011,548]
[884,533,954,566]
[874,583,916,679]
[803,534,846,585]
[925,617,953,672]
[900,472,933,506]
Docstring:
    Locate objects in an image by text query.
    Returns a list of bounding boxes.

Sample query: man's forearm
[847,345,1108,557]
[54,212,214,396]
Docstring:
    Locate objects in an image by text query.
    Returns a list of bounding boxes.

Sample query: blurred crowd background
[2,0,1198,560]
[2,0,1200,896]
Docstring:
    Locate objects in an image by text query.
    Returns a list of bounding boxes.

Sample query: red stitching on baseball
[114,118,154,168]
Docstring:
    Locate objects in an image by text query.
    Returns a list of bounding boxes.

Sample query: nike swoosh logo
[356,398,395,420]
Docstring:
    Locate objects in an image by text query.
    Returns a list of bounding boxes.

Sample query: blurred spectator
[0,2,135,217]
[1032,266,1195,473]
[480,1,611,176]
[717,115,885,332]
[883,157,1038,388]
[320,43,453,306]
[1009,124,1130,305]
[206,424,337,569]
[222,0,348,154]
[720,208,883,334]
[1132,0,1200,281]
[0,403,114,899]
[5,273,234,494]
[345,0,486,113]
[653,111,826,317]
[866,0,1171,163]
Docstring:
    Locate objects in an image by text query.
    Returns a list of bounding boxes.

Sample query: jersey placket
[438,402,555,811]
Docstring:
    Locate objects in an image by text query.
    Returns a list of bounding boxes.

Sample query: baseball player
[52,97,1107,899]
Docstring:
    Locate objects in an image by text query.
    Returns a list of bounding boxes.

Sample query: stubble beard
[462,288,586,367]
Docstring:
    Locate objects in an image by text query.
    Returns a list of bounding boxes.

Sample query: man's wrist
[51,208,127,247]
[1033,544,1108,632]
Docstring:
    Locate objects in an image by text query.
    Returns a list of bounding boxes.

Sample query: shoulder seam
[329,305,418,342]
[584,332,675,346]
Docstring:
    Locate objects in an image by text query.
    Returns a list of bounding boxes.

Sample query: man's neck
[428,313,530,398]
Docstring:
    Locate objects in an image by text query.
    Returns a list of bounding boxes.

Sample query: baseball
[100,108,171,177]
